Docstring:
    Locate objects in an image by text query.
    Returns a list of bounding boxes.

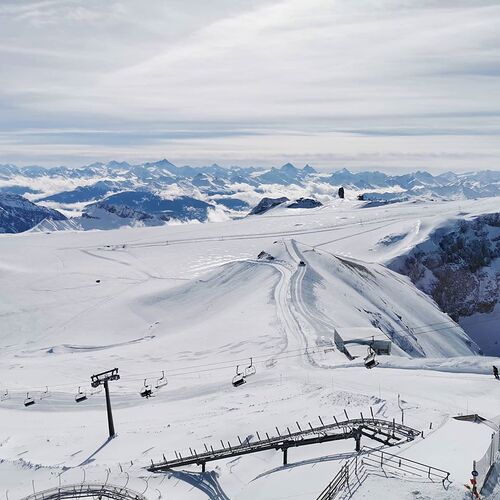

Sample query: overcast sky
[1,0,499,172]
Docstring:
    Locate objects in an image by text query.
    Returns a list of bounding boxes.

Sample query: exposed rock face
[85,191,214,223]
[249,197,289,215]
[0,193,66,233]
[84,202,155,221]
[257,251,274,261]
[287,197,323,209]
[389,213,500,353]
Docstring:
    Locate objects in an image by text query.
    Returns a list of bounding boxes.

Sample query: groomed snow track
[20,483,147,500]
[148,417,420,473]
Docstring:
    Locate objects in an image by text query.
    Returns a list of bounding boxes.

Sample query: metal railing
[475,430,499,493]
[20,483,147,500]
[316,447,451,500]
[361,447,451,486]
[316,456,358,500]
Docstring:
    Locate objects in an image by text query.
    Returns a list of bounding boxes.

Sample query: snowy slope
[0,196,499,499]
[291,243,478,357]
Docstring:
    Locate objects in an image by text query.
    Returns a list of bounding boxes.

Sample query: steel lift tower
[91,368,120,439]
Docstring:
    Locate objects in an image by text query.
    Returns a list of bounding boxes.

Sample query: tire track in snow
[288,242,330,348]
[257,240,322,368]
[266,259,305,358]
[74,211,441,253]
[284,240,325,366]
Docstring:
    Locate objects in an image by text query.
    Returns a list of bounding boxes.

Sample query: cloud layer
[1,0,499,171]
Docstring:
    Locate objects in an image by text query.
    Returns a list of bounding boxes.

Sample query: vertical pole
[354,429,361,452]
[104,380,115,438]
[491,433,495,466]
[283,447,288,465]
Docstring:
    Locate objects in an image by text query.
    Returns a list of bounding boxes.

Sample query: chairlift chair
[90,385,102,396]
[75,386,87,403]
[155,371,168,390]
[140,379,153,398]
[364,346,379,369]
[24,392,35,407]
[232,366,247,388]
[244,358,256,378]
[40,386,50,400]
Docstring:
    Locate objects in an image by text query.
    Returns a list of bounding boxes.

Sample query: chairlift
[140,379,153,398]
[364,343,379,369]
[24,392,35,407]
[0,389,8,401]
[244,358,256,378]
[90,385,102,396]
[155,371,168,390]
[40,386,50,400]
[75,386,87,403]
[232,366,246,388]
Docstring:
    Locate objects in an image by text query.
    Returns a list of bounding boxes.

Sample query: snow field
[1,196,499,498]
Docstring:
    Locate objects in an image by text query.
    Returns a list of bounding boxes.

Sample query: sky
[1,0,500,172]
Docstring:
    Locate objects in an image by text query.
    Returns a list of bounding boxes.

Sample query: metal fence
[316,447,451,500]
[316,456,359,500]
[475,429,500,492]
[20,483,148,500]
[361,448,451,486]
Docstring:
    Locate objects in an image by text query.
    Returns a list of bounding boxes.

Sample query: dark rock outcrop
[249,197,289,215]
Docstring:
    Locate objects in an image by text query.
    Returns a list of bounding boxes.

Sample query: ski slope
[0,196,499,499]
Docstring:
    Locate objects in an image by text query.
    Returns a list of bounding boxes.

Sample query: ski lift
[364,342,379,369]
[24,392,35,407]
[155,371,168,390]
[140,379,153,398]
[75,386,87,403]
[90,385,102,396]
[244,358,256,378]
[40,386,50,400]
[0,389,8,402]
[232,366,246,388]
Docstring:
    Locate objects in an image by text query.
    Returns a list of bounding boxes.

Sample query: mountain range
[0,160,499,233]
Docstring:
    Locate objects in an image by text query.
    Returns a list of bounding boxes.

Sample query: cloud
[0,0,499,171]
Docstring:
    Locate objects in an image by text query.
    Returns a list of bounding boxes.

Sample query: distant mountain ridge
[1,160,498,198]
[0,160,499,233]
[0,193,66,233]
